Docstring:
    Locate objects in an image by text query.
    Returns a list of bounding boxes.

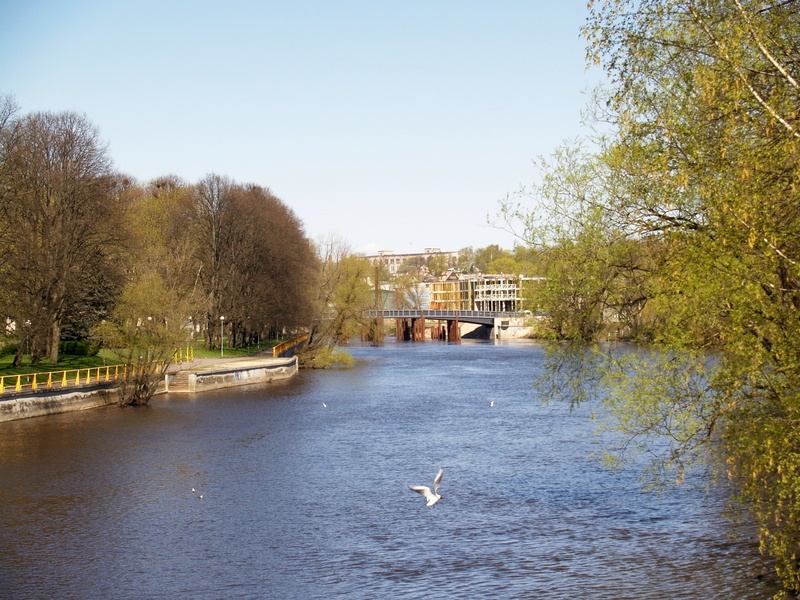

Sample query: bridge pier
[447,319,461,342]
[396,318,408,341]
[413,317,426,341]
[397,317,463,341]
[396,317,426,341]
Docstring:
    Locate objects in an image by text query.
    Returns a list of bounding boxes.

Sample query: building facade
[429,273,538,313]
[366,248,460,275]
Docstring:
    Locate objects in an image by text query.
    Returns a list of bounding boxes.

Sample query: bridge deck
[365,309,522,326]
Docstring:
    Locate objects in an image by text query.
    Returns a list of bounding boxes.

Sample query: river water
[0,340,778,598]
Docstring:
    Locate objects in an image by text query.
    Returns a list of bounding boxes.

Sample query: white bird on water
[322,402,329,408]
[409,468,444,506]
[489,400,495,408]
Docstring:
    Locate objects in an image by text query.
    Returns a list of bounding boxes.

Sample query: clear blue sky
[1,1,600,255]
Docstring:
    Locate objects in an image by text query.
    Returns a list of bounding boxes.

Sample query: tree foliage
[304,237,373,362]
[503,1,800,592]
[0,98,322,403]
[0,108,121,365]
[188,175,318,350]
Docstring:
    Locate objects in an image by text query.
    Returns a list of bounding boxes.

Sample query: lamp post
[220,315,225,357]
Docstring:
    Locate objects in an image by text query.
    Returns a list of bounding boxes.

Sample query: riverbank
[0,354,299,423]
[165,355,298,393]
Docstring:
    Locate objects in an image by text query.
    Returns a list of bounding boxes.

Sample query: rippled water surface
[0,340,778,598]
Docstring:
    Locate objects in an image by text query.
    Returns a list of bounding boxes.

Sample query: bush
[0,343,19,357]
[300,346,355,369]
[59,340,100,357]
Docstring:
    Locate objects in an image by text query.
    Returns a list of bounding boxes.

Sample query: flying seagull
[409,468,444,506]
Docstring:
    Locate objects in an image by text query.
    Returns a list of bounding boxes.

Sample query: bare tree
[189,177,319,350]
[0,110,118,364]
[190,174,236,349]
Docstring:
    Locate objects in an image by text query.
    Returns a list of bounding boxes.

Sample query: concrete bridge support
[412,317,426,341]
[396,317,428,341]
[396,318,409,341]
[447,319,461,342]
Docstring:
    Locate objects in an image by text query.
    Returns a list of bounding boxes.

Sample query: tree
[190,174,236,350]
[455,246,476,272]
[474,244,510,273]
[516,0,800,593]
[224,184,318,345]
[501,0,800,591]
[90,176,199,405]
[303,237,371,366]
[393,272,425,309]
[426,254,448,277]
[0,110,119,365]
[485,257,519,275]
[94,271,193,406]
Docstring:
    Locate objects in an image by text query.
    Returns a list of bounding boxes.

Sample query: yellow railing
[173,346,195,363]
[0,364,131,394]
[272,334,309,357]
[0,350,187,395]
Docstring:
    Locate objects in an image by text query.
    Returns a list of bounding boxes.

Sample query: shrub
[59,340,100,357]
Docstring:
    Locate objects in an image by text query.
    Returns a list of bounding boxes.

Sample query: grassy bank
[0,340,280,378]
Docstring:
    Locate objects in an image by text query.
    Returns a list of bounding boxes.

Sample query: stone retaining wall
[0,387,119,423]
[174,356,298,393]
[0,356,299,423]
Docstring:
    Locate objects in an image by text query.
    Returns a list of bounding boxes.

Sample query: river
[0,340,779,598]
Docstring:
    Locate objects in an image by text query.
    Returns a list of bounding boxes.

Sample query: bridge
[363,309,528,341]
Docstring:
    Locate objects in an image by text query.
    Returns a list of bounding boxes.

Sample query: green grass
[0,353,115,377]
[0,339,281,377]
[189,341,276,360]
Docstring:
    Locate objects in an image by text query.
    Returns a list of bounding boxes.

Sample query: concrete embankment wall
[170,356,298,393]
[0,386,120,423]
[0,356,299,423]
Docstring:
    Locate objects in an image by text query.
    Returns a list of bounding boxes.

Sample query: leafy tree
[93,271,192,406]
[426,254,448,277]
[225,184,318,344]
[485,257,520,275]
[190,174,237,350]
[514,1,800,593]
[455,246,476,272]
[474,244,510,273]
[393,272,425,309]
[188,176,317,349]
[511,245,542,276]
[303,238,372,365]
[91,176,200,405]
[0,109,120,365]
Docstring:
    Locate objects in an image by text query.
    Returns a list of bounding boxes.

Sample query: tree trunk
[48,320,60,364]
[11,343,23,367]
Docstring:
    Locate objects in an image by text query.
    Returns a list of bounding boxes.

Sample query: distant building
[429,272,543,313]
[366,248,460,276]
[428,271,472,310]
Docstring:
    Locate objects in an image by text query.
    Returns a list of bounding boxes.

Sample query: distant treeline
[0,96,318,367]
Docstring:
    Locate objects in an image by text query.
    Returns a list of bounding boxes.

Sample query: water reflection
[0,340,778,599]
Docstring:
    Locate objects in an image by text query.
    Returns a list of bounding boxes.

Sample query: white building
[366,248,460,275]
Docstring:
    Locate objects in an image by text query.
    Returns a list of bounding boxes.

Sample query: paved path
[167,350,278,373]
